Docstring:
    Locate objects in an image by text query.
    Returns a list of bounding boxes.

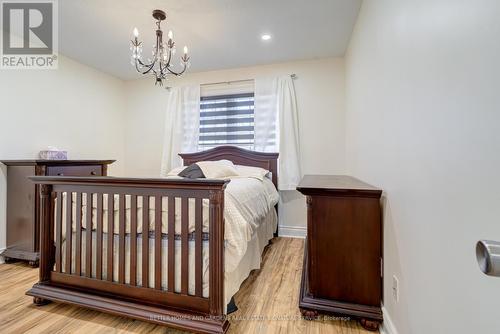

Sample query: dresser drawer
[46,165,102,177]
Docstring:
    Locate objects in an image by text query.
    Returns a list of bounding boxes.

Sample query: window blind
[199,92,255,150]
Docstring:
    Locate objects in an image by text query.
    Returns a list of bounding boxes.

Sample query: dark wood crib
[26,146,278,334]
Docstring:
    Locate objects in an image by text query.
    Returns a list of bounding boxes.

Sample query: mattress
[59,176,279,273]
[61,208,277,311]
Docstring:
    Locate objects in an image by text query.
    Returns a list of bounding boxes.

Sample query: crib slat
[209,190,225,314]
[118,194,126,284]
[107,194,114,282]
[195,198,203,297]
[154,196,162,290]
[167,197,175,292]
[55,192,62,273]
[96,193,103,280]
[130,195,137,286]
[142,196,149,287]
[65,192,72,274]
[181,197,189,295]
[86,193,92,278]
[75,192,82,276]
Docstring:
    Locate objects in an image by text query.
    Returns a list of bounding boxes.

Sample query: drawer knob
[57,173,64,176]
[91,171,97,175]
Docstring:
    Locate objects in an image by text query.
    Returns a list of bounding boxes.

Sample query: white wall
[0,55,126,253]
[124,57,346,235]
[345,1,500,333]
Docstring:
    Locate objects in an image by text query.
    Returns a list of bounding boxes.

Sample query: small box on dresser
[0,159,115,266]
[296,175,383,331]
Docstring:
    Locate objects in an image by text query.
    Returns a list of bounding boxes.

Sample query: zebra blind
[199,92,255,150]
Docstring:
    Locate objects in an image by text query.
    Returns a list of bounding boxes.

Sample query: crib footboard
[26,176,230,334]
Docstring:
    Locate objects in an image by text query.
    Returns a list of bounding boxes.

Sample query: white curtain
[255,75,301,190]
[254,78,278,152]
[160,85,200,176]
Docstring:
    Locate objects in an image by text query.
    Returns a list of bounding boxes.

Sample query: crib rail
[29,176,228,322]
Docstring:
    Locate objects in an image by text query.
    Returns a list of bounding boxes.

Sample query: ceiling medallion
[130,9,190,86]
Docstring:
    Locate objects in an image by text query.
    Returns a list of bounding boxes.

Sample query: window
[199,92,255,150]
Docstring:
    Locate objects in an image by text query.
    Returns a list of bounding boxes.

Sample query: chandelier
[130,10,190,86]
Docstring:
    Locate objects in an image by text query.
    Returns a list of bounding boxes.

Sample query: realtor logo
[1,0,58,69]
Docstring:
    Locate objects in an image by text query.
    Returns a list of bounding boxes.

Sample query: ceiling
[59,0,362,80]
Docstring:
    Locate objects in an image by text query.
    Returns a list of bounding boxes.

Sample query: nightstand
[0,159,115,266]
[297,175,383,331]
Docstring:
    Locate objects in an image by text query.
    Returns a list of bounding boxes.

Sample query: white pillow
[166,166,185,176]
[235,165,270,181]
[196,160,239,179]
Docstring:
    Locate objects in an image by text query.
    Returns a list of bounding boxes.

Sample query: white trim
[278,225,306,238]
[380,305,398,334]
[0,247,6,265]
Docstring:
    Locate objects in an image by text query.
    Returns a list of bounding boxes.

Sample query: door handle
[476,240,500,276]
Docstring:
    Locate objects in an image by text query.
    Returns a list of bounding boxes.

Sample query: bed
[27,146,279,334]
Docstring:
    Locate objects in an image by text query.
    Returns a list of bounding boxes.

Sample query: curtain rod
[200,73,297,86]
[165,74,297,90]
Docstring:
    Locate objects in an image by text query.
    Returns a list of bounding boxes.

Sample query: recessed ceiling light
[261,34,272,41]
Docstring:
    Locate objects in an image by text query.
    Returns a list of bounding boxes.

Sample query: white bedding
[61,176,279,273]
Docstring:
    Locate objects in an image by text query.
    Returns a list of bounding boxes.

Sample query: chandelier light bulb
[168,30,173,40]
[184,46,188,54]
[133,27,139,38]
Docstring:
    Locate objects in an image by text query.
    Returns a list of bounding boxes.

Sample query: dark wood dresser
[0,160,115,266]
[296,175,383,331]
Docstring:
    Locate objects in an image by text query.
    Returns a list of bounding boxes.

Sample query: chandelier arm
[135,56,151,72]
[157,49,171,77]
[166,62,187,76]
[134,59,141,73]
[138,39,160,75]
[165,47,172,68]
[131,40,155,71]
[137,59,157,75]
[136,57,157,72]
[145,30,164,75]
[159,59,166,77]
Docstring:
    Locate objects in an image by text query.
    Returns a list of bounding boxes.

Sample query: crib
[26,146,279,334]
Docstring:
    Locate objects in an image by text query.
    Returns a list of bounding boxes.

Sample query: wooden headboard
[179,146,279,188]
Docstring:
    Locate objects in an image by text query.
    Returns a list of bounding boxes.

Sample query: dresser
[0,160,115,266]
[296,175,383,331]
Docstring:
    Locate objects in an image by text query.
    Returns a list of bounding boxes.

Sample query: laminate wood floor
[0,237,377,334]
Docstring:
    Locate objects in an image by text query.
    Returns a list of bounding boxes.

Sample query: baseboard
[0,247,6,264]
[278,225,306,238]
[380,305,398,334]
